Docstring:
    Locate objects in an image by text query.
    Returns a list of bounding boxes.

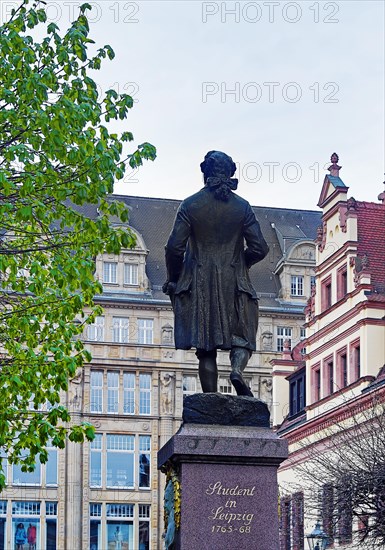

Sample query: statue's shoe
[230,371,254,397]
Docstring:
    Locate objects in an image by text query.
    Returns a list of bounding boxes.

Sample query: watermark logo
[202,81,339,103]
[201,2,340,24]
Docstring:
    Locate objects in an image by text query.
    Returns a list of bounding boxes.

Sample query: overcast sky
[28,0,385,210]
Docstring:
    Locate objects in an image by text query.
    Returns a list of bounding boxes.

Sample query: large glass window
[103,262,117,284]
[90,434,102,488]
[90,371,103,413]
[0,501,6,550]
[46,443,58,486]
[87,316,104,342]
[124,263,139,286]
[106,435,134,488]
[137,319,153,344]
[113,317,129,343]
[107,371,119,414]
[139,436,151,489]
[139,505,150,550]
[13,457,41,485]
[46,502,57,550]
[89,503,148,550]
[139,374,151,415]
[106,504,134,550]
[89,503,102,550]
[12,502,40,550]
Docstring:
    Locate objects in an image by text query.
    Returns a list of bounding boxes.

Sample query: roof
[111,194,321,307]
[356,201,385,293]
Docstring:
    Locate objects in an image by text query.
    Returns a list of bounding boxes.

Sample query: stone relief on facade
[162,323,174,344]
[160,372,174,415]
[260,377,273,408]
[261,331,273,351]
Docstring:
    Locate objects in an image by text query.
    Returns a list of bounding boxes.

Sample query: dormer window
[124,263,139,286]
[291,276,304,296]
[291,275,303,296]
[103,262,117,284]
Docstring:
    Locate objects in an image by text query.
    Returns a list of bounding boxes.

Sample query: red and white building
[273,155,385,549]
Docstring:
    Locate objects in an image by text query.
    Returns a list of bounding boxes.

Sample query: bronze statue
[163,151,269,396]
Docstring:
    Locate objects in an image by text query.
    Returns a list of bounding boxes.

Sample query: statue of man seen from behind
[163,151,269,396]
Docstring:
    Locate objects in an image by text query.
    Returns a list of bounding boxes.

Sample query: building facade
[274,160,385,549]
[0,195,320,549]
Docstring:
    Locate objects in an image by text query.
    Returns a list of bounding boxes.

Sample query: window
[139,374,151,415]
[107,371,119,414]
[277,327,292,352]
[107,435,135,488]
[350,341,361,381]
[291,276,304,296]
[337,479,352,544]
[341,353,348,388]
[138,319,153,344]
[280,497,291,550]
[90,371,152,415]
[87,316,104,342]
[139,436,151,488]
[337,266,348,300]
[90,434,150,490]
[0,501,5,550]
[292,492,304,550]
[103,262,117,284]
[124,263,139,286]
[90,434,102,487]
[182,375,197,396]
[289,372,305,417]
[112,317,129,343]
[46,443,58,486]
[89,503,102,550]
[311,366,321,402]
[138,505,151,550]
[123,373,135,414]
[13,458,41,485]
[322,483,334,546]
[89,503,150,550]
[321,276,332,310]
[324,359,334,396]
[300,327,306,355]
[310,275,316,288]
[46,502,58,550]
[90,371,103,413]
[355,346,361,379]
[10,501,57,549]
[219,377,234,395]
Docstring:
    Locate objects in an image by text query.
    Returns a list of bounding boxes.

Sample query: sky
[12,0,385,210]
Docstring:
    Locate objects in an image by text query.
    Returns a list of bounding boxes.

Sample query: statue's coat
[165,187,269,351]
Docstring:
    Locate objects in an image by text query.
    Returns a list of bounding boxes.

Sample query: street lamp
[306,521,329,550]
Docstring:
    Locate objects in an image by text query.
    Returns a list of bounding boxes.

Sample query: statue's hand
[162,281,177,296]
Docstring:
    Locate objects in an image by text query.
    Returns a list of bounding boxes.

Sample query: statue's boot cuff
[230,371,253,397]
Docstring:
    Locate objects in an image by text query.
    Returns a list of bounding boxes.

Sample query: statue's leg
[230,347,253,397]
[196,349,218,392]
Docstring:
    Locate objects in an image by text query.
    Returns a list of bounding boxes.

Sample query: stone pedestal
[158,395,288,550]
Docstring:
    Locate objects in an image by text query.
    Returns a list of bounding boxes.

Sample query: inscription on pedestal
[206,481,255,535]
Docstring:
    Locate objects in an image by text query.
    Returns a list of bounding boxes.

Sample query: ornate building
[275,158,385,549]
[0,195,320,549]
